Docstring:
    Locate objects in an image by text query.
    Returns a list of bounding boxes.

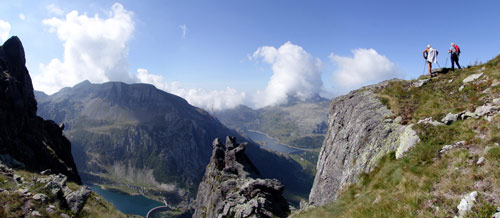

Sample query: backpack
[453,44,461,54]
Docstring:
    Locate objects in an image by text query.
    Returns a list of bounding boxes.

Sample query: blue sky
[1,0,499,110]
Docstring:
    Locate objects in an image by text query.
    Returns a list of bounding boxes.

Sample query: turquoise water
[88,184,163,217]
[245,130,303,154]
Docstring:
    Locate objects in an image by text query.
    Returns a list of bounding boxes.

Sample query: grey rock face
[193,136,290,218]
[309,81,417,206]
[395,125,420,159]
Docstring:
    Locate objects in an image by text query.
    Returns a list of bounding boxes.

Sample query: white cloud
[46,4,64,16]
[34,3,244,111]
[0,20,11,43]
[252,41,323,107]
[19,13,26,20]
[179,24,187,39]
[136,69,246,111]
[34,3,135,94]
[330,48,402,91]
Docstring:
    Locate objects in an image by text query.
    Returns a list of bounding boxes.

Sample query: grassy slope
[0,169,136,218]
[293,54,500,217]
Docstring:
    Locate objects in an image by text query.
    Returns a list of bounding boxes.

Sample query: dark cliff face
[194,136,290,218]
[0,36,81,184]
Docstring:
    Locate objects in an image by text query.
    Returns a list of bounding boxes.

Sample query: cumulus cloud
[137,69,246,111]
[34,3,244,111]
[34,3,135,94]
[19,13,26,20]
[179,24,187,39]
[0,20,11,43]
[46,4,64,16]
[252,41,323,107]
[330,48,402,91]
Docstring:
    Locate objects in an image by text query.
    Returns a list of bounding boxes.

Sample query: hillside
[36,81,313,206]
[294,54,500,217]
[215,98,329,150]
[214,97,329,178]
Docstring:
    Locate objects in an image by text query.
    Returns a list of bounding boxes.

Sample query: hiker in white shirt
[423,45,439,75]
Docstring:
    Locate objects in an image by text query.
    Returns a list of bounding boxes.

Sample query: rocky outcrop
[309,80,419,206]
[193,136,290,218]
[0,36,81,183]
[1,160,91,215]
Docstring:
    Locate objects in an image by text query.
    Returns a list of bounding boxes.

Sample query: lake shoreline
[246,130,315,152]
[87,184,164,217]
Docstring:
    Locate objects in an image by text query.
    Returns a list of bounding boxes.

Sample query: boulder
[64,186,92,214]
[440,141,466,153]
[457,191,478,217]
[442,112,459,125]
[412,79,430,88]
[40,169,52,175]
[474,105,500,117]
[463,73,483,83]
[476,157,485,165]
[33,193,48,202]
[418,117,444,126]
[44,174,68,195]
[31,211,41,217]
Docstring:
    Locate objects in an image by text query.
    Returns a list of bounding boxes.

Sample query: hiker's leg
[451,58,455,71]
[457,57,461,69]
[428,62,432,74]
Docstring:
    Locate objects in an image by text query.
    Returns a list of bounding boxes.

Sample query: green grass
[293,55,500,218]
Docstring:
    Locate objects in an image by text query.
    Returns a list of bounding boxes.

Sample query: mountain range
[35,80,313,206]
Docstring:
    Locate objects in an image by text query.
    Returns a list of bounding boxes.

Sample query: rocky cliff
[194,136,290,218]
[0,36,81,184]
[308,80,419,206]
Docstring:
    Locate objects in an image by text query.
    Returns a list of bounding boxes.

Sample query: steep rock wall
[0,36,81,183]
[308,81,415,206]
